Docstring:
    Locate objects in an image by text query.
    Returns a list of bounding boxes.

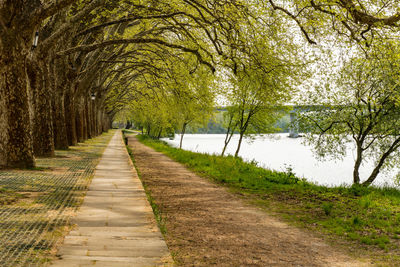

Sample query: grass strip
[137,134,400,264]
[123,135,167,235]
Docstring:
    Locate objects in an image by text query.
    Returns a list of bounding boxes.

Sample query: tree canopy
[300,40,400,186]
[1,0,400,186]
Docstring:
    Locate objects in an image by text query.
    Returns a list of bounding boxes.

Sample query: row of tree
[2,0,400,186]
[0,0,265,167]
[115,1,400,186]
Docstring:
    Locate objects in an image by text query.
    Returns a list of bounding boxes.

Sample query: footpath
[127,135,371,267]
[52,131,171,267]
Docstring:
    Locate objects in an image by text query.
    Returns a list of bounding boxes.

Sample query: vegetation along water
[137,134,400,265]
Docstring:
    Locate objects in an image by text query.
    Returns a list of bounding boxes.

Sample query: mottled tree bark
[96,109,102,135]
[75,99,84,143]
[92,102,98,137]
[101,111,107,132]
[0,79,7,167]
[51,59,69,150]
[53,89,69,149]
[82,97,88,141]
[0,43,35,168]
[28,59,55,157]
[65,88,78,146]
[0,0,113,167]
[86,97,92,139]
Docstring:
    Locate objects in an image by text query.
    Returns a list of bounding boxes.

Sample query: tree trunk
[28,59,55,157]
[353,142,362,185]
[234,132,244,157]
[180,122,187,149]
[222,130,235,157]
[86,97,92,139]
[92,103,98,137]
[53,89,69,149]
[363,169,380,187]
[0,44,35,168]
[52,60,69,149]
[75,100,84,143]
[82,97,89,140]
[362,138,400,186]
[109,116,113,130]
[222,117,236,156]
[147,124,151,135]
[157,128,163,139]
[100,111,106,132]
[96,109,102,135]
[90,100,95,138]
[64,89,77,146]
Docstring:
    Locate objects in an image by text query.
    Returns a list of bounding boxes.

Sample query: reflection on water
[163,134,398,187]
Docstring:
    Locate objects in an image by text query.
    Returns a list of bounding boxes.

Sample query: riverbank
[127,133,369,266]
[136,134,400,265]
[163,133,397,187]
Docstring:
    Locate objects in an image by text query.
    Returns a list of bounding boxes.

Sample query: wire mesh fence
[0,131,114,266]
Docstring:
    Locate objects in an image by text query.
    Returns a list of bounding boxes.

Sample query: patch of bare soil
[128,136,373,267]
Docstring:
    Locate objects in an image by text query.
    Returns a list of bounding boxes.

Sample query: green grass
[125,145,167,235]
[137,134,400,263]
[0,188,24,205]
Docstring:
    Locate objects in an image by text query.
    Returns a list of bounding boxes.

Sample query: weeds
[322,202,333,216]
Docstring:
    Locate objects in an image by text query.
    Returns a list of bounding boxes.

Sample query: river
[162,134,398,187]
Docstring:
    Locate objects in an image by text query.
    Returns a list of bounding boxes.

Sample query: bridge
[287,104,335,138]
[216,105,330,138]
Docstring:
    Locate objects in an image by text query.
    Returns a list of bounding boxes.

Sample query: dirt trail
[128,136,372,267]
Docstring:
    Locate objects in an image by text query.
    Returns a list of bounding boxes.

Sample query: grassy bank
[137,134,400,264]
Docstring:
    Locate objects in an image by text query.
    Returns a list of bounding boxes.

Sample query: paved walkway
[51,131,171,267]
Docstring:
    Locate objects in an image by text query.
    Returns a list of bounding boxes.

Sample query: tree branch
[76,12,187,37]
[269,0,317,44]
[338,0,400,26]
[41,0,104,49]
[57,38,215,72]
[32,0,80,23]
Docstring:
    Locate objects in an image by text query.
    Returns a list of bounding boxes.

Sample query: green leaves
[301,40,400,185]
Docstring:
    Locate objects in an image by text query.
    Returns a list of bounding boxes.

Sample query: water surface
[163,134,398,187]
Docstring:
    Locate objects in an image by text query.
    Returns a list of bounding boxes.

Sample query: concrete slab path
[51,131,172,267]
